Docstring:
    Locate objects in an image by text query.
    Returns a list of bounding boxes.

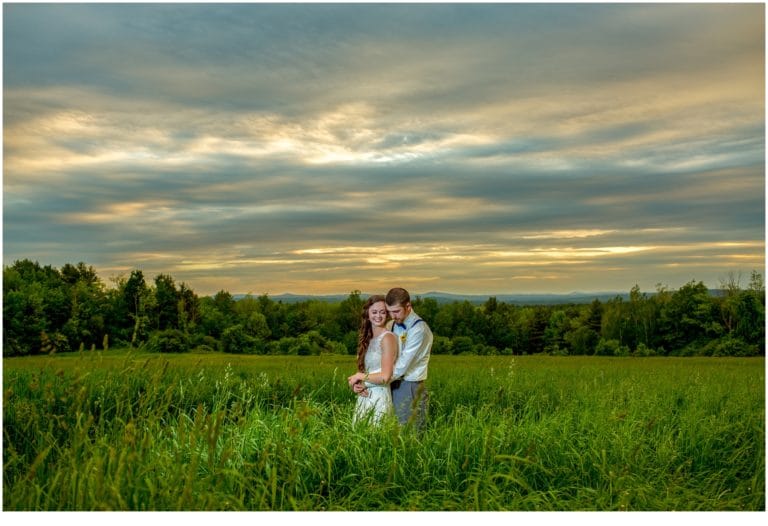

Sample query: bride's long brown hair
[356,295,387,373]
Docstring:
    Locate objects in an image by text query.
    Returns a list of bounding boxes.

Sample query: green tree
[717,272,744,334]
[120,270,151,347]
[2,285,46,356]
[257,294,289,338]
[563,300,601,355]
[586,299,603,334]
[565,325,600,355]
[177,282,199,335]
[213,290,236,319]
[306,300,341,341]
[527,306,551,354]
[337,290,363,333]
[628,284,656,349]
[197,290,237,340]
[482,299,517,351]
[434,301,482,342]
[511,307,537,354]
[337,290,363,353]
[544,309,570,354]
[287,301,314,335]
[62,278,107,351]
[60,262,99,287]
[412,296,440,327]
[3,260,69,355]
[198,297,228,339]
[154,274,180,330]
[243,311,271,342]
[659,280,721,353]
[602,296,631,348]
[732,272,765,350]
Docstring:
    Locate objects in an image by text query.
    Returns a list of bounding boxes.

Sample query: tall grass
[3,351,764,510]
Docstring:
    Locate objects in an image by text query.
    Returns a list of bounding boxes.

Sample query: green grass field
[3,350,764,511]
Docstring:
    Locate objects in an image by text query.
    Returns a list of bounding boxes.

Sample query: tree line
[3,259,765,357]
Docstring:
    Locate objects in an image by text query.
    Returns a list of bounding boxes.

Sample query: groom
[353,287,433,428]
[384,287,434,428]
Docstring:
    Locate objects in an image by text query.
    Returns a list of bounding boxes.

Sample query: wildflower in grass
[257,372,269,389]
[507,358,516,381]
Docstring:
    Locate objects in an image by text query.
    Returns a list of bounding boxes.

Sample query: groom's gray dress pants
[391,379,428,429]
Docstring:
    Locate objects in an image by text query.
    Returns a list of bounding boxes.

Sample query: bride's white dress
[354,331,396,425]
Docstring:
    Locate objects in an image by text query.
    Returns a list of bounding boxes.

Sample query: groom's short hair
[386,287,410,307]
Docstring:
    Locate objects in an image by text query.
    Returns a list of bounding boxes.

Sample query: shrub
[270,337,297,355]
[341,330,358,355]
[473,343,498,355]
[291,335,318,356]
[323,340,347,354]
[672,342,702,357]
[191,334,219,349]
[40,331,70,354]
[546,344,569,356]
[594,338,630,356]
[451,336,474,355]
[289,331,329,355]
[565,326,599,355]
[633,343,657,357]
[220,324,257,354]
[431,335,453,355]
[595,338,619,356]
[701,336,759,357]
[615,344,631,357]
[147,329,190,353]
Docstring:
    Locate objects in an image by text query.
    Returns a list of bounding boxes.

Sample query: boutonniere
[400,332,407,345]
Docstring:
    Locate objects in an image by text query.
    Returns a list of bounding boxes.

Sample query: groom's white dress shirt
[391,311,433,382]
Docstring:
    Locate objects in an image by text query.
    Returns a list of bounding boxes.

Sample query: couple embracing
[347,287,433,428]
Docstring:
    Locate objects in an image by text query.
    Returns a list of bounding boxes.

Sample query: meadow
[3,350,764,511]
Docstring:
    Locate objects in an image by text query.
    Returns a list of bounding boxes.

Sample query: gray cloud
[3,3,764,295]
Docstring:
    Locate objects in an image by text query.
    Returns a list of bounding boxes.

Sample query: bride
[347,295,398,424]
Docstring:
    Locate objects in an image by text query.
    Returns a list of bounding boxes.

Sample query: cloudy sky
[3,2,765,296]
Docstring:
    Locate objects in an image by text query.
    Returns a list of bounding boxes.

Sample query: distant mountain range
[232,288,731,305]
[233,291,635,305]
[416,291,632,305]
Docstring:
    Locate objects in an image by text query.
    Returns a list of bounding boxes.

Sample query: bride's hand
[347,372,364,387]
[353,383,370,397]
[352,381,369,397]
